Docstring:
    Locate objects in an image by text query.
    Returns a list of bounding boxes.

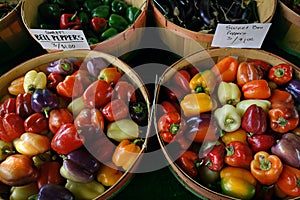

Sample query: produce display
[281,0,300,14]
[153,0,260,33]
[155,53,300,200]
[0,53,149,199]
[35,0,142,44]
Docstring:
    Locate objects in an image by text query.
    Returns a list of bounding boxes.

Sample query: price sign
[30,29,90,50]
[211,23,272,48]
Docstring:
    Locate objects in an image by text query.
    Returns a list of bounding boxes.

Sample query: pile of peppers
[0,56,148,199]
[153,0,260,33]
[37,0,142,44]
[157,56,300,200]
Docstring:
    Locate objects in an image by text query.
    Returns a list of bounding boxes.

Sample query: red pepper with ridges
[102,99,128,122]
[74,108,105,133]
[90,17,107,33]
[60,12,82,29]
[16,93,34,120]
[247,134,276,152]
[56,75,84,99]
[0,98,16,117]
[176,150,201,178]
[48,108,73,134]
[204,143,225,171]
[47,72,64,91]
[24,113,48,134]
[0,113,24,142]
[276,164,300,197]
[268,63,293,85]
[225,141,253,167]
[114,81,136,103]
[37,161,64,189]
[269,89,294,108]
[241,104,267,135]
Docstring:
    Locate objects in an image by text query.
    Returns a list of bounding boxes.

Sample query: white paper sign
[211,23,272,48]
[30,29,90,50]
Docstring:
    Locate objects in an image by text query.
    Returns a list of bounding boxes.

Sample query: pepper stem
[277,117,287,127]
[170,123,180,135]
[274,68,285,78]
[259,155,271,171]
[195,85,204,93]
[133,105,143,114]
[61,63,71,72]
[225,117,234,126]
[71,11,78,21]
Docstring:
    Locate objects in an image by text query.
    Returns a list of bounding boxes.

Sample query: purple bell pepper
[37,184,74,200]
[285,79,300,103]
[46,58,74,75]
[86,57,109,78]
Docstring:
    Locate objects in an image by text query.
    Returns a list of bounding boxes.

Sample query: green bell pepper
[103,0,113,5]
[83,0,102,12]
[38,3,62,23]
[108,13,129,32]
[79,11,89,26]
[65,180,105,200]
[111,0,128,15]
[101,27,118,40]
[126,6,141,24]
[91,5,110,19]
[10,182,39,200]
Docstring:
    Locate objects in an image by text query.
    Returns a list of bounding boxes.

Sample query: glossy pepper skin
[204,143,225,171]
[60,12,82,29]
[98,67,122,86]
[268,63,293,85]
[250,151,283,185]
[90,17,107,33]
[269,89,294,108]
[189,70,216,94]
[157,112,186,143]
[108,13,129,32]
[46,58,74,75]
[102,99,128,122]
[111,0,128,15]
[114,81,136,103]
[48,108,74,134]
[74,108,105,132]
[107,119,139,142]
[0,140,13,161]
[217,81,241,105]
[225,141,252,167]
[129,101,148,126]
[0,113,24,142]
[97,163,123,186]
[10,182,39,200]
[16,93,34,120]
[211,56,239,82]
[236,99,271,116]
[247,134,276,152]
[176,150,201,178]
[37,183,75,200]
[236,61,266,87]
[242,79,271,99]
[31,89,59,118]
[173,69,191,93]
[37,161,64,189]
[56,75,84,99]
[8,76,25,96]
[47,72,64,90]
[276,164,300,197]
[221,128,248,146]
[91,5,110,18]
[241,104,267,135]
[214,104,241,133]
[126,6,141,24]
[65,179,104,200]
[271,133,300,168]
[100,27,119,40]
[285,79,300,103]
[23,70,47,93]
[0,97,16,117]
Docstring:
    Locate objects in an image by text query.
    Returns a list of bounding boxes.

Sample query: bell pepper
[173,69,191,93]
[31,89,59,118]
[83,0,102,12]
[157,112,186,143]
[79,11,89,27]
[10,182,39,200]
[129,101,148,126]
[248,59,271,72]
[247,134,276,152]
[0,97,15,117]
[236,61,266,87]
[13,132,51,156]
[204,143,225,171]
[91,5,110,19]
[0,154,38,186]
[211,56,239,82]
[268,104,299,133]
[38,2,62,23]
[16,93,34,120]
[46,58,74,75]
[158,101,179,116]
[181,93,217,117]
[111,0,128,14]
[51,123,84,155]
[185,114,218,143]
[74,108,105,133]
[47,72,64,91]
[214,104,241,132]
[48,108,73,134]
[97,163,123,186]
[220,166,256,200]
[23,70,47,93]
[162,85,185,102]
[56,75,84,99]
[65,180,105,200]
[285,79,300,103]
[8,76,25,96]
[250,151,283,185]
[269,89,294,107]
[24,113,48,134]
[37,161,64,189]
[189,70,216,94]
[37,183,75,200]
[100,27,119,40]
[221,128,248,146]
[225,141,253,167]
[242,79,271,99]
[60,12,82,29]
[198,165,220,189]
[126,6,141,24]
[0,113,24,142]
[60,148,100,183]
[86,57,108,78]
[102,99,128,122]
[98,67,122,86]
[0,140,13,161]
[276,164,300,197]
[176,150,201,178]
[268,63,293,85]
[82,80,114,108]
[107,119,139,142]
[112,139,142,171]
[241,104,267,135]
[90,17,107,33]
[236,99,271,116]
[217,81,241,105]
[108,13,129,32]
[67,96,86,116]
[113,81,136,102]
[271,132,300,168]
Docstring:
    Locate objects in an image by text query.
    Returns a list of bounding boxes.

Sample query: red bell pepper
[82,80,114,109]
[176,150,201,178]
[248,59,271,72]
[247,134,276,152]
[268,63,293,85]
[48,108,74,134]
[60,12,82,29]
[269,89,294,107]
[276,164,300,197]
[0,113,24,142]
[225,141,253,167]
[56,75,84,99]
[242,79,271,99]
[74,108,105,132]
[72,69,92,89]
[204,143,225,171]
[98,67,122,86]
[90,17,107,33]
[0,97,15,117]
[114,81,136,103]
[241,104,267,135]
[16,93,34,120]
[173,69,191,93]
[51,123,84,155]
[157,112,186,143]
[37,161,64,189]
[47,72,64,91]
[157,100,179,117]
[24,112,48,134]
[102,99,128,121]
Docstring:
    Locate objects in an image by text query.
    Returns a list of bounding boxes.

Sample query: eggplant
[199,0,214,26]
[285,79,300,103]
[46,58,74,75]
[271,133,300,168]
[37,184,74,200]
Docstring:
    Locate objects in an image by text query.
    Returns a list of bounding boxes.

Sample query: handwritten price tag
[30,29,90,50]
[211,23,271,48]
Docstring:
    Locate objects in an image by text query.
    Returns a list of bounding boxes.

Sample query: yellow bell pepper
[180,93,217,117]
[97,163,123,186]
[221,128,248,146]
[189,70,216,94]
[217,81,241,105]
[23,70,47,93]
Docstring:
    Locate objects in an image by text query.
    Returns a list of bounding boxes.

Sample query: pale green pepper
[107,119,139,142]
[217,81,241,105]
[214,104,241,132]
[0,140,14,161]
[65,180,105,200]
[67,96,86,116]
[10,182,39,200]
[23,70,47,93]
[236,99,271,116]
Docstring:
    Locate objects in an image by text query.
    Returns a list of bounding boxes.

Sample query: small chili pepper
[31,89,59,118]
[23,70,47,93]
[214,104,241,133]
[0,113,24,142]
[97,163,123,186]
[221,128,248,146]
[8,76,25,96]
[189,70,216,94]
[268,63,293,85]
[129,101,148,126]
[176,150,201,178]
[48,108,73,134]
[24,113,48,134]
[46,58,74,75]
[60,12,82,29]
[107,119,139,142]
[217,81,241,105]
[108,13,129,32]
[37,161,64,189]
[241,104,267,135]
[0,97,16,117]
[276,164,300,197]
[211,56,239,82]
[242,79,271,99]
[236,61,266,87]
[204,143,225,172]
[225,141,253,167]
[250,151,283,185]
[47,72,64,91]
[90,17,107,33]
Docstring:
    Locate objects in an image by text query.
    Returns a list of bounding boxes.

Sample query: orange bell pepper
[112,139,142,171]
[8,76,25,96]
[56,75,84,99]
[242,79,271,99]
[211,56,239,82]
[276,164,300,197]
[221,128,248,146]
[250,151,283,185]
[268,89,294,108]
[236,61,266,87]
[97,163,123,187]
